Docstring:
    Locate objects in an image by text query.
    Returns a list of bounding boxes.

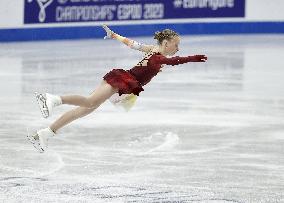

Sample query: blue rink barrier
[0,22,283,42]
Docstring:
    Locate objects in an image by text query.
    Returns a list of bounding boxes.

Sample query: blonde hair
[154,29,179,45]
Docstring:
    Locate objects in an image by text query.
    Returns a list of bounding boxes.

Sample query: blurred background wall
[0,0,283,42]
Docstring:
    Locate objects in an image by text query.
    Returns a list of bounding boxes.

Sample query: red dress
[103,52,199,96]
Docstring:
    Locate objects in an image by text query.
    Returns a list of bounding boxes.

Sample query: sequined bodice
[128,52,162,86]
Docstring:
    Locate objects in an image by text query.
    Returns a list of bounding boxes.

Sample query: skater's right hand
[102,24,114,40]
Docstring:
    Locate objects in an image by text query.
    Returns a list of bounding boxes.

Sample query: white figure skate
[27,127,55,153]
[35,92,61,118]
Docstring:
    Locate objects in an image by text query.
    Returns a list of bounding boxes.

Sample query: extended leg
[61,81,117,108]
[50,81,118,133]
[49,106,95,133]
[27,81,118,152]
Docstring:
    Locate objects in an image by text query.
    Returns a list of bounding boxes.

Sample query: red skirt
[103,69,144,96]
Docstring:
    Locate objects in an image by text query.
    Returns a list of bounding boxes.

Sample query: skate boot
[35,92,62,118]
[27,128,43,153]
[27,127,55,153]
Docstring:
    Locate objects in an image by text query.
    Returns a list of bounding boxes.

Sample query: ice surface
[0,35,284,202]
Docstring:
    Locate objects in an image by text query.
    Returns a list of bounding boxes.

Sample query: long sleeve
[151,54,207,66]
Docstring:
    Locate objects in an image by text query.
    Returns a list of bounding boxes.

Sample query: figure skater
[27,25,207,153]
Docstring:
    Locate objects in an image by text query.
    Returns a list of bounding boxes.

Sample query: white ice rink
[0,35,284,203]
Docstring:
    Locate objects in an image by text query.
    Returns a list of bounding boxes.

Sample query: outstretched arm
[102,24,154,53]
[152,55,207,66]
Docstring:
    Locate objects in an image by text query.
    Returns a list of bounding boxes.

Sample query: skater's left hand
[188,55,208,62]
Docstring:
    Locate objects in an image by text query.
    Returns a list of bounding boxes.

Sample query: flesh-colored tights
[49,81,117,133]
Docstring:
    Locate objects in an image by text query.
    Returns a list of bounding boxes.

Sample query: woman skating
[27,25,207,153]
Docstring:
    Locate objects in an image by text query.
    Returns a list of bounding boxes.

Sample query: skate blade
[35,92,49,119]
[26,128,44,153]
